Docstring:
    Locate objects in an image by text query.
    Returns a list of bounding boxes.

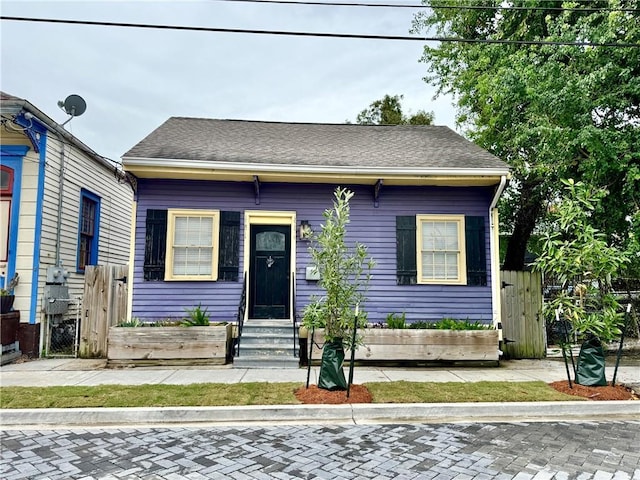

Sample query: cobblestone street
[2,421,639,479]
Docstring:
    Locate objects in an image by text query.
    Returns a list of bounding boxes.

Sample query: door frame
[243,211,296,321]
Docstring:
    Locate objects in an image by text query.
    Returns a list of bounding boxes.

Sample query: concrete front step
[240,334,296,346]
[238,346,297,357]
[241,322,296,336]
[234,319,300,368]
[233,356,300,369]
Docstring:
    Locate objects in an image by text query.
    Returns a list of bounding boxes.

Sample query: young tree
[412,1,640,270]
[534,179,631,343]
[355,94,434,125]
[534,179,634,385]
[302,187,375,391]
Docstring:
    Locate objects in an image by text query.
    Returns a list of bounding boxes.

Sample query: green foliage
[302,187,375,351]
[430,318,491,331]
[355,94,434,126]
[181,304,211,326]
[116,318,143,327]
[534,179,631,341]
[1,273,19,295]
[406,318,491,330]
[412,2,640,270]
[385,312,407,329]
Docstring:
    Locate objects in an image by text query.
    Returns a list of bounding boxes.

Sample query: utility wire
[209,0,640,13]
[2,16,639,47]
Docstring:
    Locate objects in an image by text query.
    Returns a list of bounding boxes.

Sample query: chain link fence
[45,297,81,357]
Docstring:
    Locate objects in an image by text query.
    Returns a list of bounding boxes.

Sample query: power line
[209,0,640,13]
[1,16,638,47]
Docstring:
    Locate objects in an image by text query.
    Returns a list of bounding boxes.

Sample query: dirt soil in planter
[295,382,638,404]
[549,381,638,401]
[295,384,373,404]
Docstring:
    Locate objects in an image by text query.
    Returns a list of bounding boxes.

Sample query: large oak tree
[412,0,640,270]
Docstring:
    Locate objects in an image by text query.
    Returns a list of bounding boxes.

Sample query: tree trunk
[502,178,547,271]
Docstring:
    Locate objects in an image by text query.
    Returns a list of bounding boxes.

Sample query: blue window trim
[76,189,101,273]
[0,145,28,293]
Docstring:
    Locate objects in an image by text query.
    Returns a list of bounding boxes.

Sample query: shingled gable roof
[123,117,509,174]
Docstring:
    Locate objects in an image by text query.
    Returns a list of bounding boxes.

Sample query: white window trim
[416,214,467,285]
[165,209,220,281]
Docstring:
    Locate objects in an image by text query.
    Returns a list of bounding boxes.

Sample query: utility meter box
[44,284,70,315]
[46,266,68,285]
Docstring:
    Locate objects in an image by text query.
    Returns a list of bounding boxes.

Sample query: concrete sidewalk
[0,357,638,387]
[1,358,638,428]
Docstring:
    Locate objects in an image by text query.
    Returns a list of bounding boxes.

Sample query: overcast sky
[1,0,457,162]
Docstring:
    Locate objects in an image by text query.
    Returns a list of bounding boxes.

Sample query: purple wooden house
[122,118,510,366]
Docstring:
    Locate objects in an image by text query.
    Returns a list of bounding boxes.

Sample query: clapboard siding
[12,145,41,321]
[35,134,132,323]
[132,179,494,323]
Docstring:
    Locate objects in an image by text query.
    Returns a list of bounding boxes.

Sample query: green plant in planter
[405,318,491,330]
[302,187,375,391]
[0,273,19,313]
[534,179,632,386]
[181,304,211,326]
[385,312,407,329]
[431,318,491,330]
[116,318,143,327]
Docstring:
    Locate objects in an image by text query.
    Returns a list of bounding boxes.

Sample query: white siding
[12,140,40,321]
[35,133,132,324]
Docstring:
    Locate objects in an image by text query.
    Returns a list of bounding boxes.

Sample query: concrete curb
[1,401,638,428]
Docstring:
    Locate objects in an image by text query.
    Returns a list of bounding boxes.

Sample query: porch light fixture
[300,220,313,240]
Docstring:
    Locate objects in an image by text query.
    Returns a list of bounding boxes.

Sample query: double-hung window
[165,209,219,281]
[416,215,466,285]
[77,190,100,272]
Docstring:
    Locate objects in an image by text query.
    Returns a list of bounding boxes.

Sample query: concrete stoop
[233,319,300,369]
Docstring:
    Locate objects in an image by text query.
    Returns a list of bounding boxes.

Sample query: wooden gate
[79,264,128,358]
[500,270,545,359]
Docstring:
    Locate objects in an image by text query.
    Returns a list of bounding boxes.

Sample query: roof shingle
[123,117,509,171]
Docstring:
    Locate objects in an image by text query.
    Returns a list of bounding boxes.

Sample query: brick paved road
[2,421,639,479]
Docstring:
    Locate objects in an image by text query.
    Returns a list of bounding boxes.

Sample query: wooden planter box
[308,328,500,363]
[108,323,233,366]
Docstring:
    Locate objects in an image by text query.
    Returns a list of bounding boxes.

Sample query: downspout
[489,175,507,339]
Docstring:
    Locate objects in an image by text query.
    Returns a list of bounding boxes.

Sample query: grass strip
[0,381,581,409]
[366,381,584,403]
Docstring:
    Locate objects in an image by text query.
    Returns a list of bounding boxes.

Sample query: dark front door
[249,225,291,319]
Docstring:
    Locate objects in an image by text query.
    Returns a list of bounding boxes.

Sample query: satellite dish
[58,94,87,117]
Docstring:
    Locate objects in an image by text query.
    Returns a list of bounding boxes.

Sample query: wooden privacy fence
[500,270,545,359]
[79,264,128,358]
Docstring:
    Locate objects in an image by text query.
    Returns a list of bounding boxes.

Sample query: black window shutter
[465,216,487,286]
[396,216,417,285]
[218,211,240,281]
[144,209,167,281]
